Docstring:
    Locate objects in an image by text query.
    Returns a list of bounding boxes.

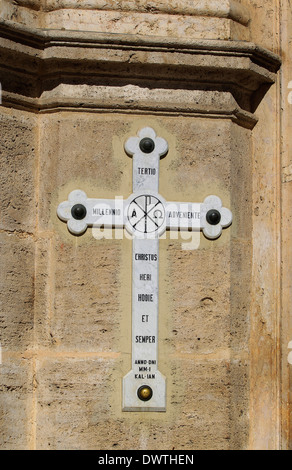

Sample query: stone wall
[0,0,290,450]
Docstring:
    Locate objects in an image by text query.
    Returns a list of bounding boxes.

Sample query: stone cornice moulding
[11,0,250,26]
[2,87,258,129]
[0,20,281,128]
[0,19,280,74]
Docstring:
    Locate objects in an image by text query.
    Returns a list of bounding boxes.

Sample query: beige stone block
[159,118,231,205]
[0,358,33,450]
[0,0,40,28]
[160,239,251,358]
[34,355,248,450]
[38,114,130,232]
[230,124,252,241]
[33,238,51,348]
[0,233,35,351]
[165,244,231,354]
[35,356,121,450]
[1,0,250,41]
[43,10,243,41]
[167,358,249,449]
[230,241,252,350]
[37,235,123,352]
[0,110,37,233]
[9,0,250,25]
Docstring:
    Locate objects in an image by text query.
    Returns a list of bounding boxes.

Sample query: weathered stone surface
[0,233,35,351]
[38,113,129,231]
[34,356,248,450]
[44,12,245,41]
[165,240,252,356]
[280,0,292,450]
[0,358,34,450]
[35,357,120,450]
[0,109,37,233]
[47,236,122,352]
[167,244,232,354]
[0,0,250,41]
[6,0,250,24]
[168,358,249,450]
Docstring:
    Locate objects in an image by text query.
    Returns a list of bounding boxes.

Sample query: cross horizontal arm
[165,196,232,239]
[57,191,232,240]
[165,201,201,230]
[57,190,126,235]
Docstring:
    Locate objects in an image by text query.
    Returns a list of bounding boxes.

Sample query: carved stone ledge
[0,20,281,128]
[1,88,258,129]
[0,19,280,71]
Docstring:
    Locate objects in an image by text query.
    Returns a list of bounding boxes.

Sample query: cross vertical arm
[123,237,166,411]
[125,126,168,193]
[123,128,168,411]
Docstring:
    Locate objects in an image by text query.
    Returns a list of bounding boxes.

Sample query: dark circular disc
[206,209,221,226]
[139,138,155,154]
[71,204,87,220]
[137,385,153,402]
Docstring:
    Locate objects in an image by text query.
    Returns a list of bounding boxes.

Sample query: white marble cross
[57,127,232,412]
